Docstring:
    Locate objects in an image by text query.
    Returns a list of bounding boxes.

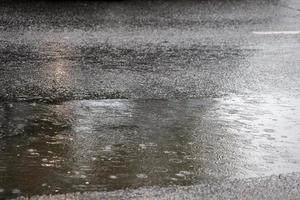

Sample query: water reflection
[1,95,300,198]
[0,99,230,198]
[212,94,300,177]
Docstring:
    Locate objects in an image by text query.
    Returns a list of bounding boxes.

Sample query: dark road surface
[0,0,300,199]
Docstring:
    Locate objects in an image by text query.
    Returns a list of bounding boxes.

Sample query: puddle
[1,95,300,198]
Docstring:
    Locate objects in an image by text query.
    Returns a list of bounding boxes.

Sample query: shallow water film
[1,95,300,198]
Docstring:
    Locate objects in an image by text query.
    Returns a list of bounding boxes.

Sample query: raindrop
[41,183,47,187]
[91,157,97,161]
[41,158,48,162]
[0,188,4,193]
[139,144,146,150]
[27,149,37,153]
[136,174,148,179]
[164,151,176,154]
[179,171,193,176]
[175,173,185,178]
[109,175,118,179]
[85,182,89,185]
[41,163,54,167]
[30,152,40,157]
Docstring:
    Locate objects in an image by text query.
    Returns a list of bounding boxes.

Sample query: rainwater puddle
[1,94,300,198]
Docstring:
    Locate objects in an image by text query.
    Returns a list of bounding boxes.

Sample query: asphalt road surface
[16,173,300,200]
[1,0,300,199]
[1,0,300,101]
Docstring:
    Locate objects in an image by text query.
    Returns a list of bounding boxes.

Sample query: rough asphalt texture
[16,173,300,200]
[0,0,299,102]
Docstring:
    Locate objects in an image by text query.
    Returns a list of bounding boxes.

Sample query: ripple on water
[163,151,177,154]
[136,174,148,179]
[175,173,185,178]
[179,171,193,176]
[27,148,37,153]
[27,149,40,157]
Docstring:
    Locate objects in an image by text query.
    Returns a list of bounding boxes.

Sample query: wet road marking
[253,31,300,35]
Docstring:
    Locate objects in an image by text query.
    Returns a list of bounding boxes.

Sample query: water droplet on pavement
[27,149,37,153]
[136,174,148,179]
[104,145,112,151]
[175,173,185,177]
[139,144,146,149]
[109,175,118,179]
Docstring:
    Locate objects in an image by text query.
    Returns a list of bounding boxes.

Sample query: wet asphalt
[1,0,300,199]
[0,0,299,101]
[16,173,300,200]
